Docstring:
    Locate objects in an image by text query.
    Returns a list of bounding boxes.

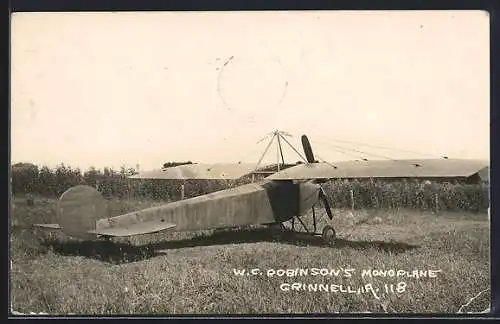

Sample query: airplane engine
[298,182,321,215]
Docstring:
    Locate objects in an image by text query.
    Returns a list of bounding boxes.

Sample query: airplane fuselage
[95,179,322,235]
[33,133,335,240]
[259,179,321,223]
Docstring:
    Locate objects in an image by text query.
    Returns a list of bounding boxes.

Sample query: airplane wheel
[322,225,336,246]
[268,223,283,240]
[268,223,281,231]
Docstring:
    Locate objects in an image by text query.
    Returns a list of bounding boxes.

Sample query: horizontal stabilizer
[88,221,176,237]
[32,223,62,230]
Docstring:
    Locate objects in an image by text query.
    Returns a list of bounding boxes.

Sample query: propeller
[301,135,316,163]
[318,186,333,220]
[301,134,333,220]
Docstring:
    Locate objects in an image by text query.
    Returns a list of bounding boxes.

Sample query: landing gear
[287,206,337,246]
[268,223,282,232]
[321,225,336,246]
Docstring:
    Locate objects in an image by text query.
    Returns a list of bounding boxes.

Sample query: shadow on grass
[41,239,159,264]
[41,227,419,264]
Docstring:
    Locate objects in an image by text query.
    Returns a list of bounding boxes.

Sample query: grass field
[10,195,491,315]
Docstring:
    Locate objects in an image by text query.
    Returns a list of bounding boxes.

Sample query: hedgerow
[321,179,489,213]
[11,163,489,212]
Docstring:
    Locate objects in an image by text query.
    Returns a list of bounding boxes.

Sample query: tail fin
[57,185,108,240]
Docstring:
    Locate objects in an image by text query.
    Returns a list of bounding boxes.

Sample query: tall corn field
[321,179,489,213]
[10,163,489,213]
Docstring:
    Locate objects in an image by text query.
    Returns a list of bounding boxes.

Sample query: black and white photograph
[10,10,490,315]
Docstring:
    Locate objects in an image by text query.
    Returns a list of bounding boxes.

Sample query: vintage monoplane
[33,134,488,245]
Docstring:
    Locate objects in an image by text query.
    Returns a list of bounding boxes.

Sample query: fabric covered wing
[267,159,488,180]
[94,183,276,235]
[129,163,264,180]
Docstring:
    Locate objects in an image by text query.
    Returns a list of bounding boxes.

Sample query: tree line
[11,162,489,213]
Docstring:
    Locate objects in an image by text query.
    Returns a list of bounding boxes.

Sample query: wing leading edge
[129,163,267,180]
[266,159,489,180]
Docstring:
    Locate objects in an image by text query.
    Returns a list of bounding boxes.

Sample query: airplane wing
[129,163,268,180]
[266,159,489,180]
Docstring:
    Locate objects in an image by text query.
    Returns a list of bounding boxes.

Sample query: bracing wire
[310,138,398,161]
[236,134,275,164]
[279,134,308,163]
[254,135,276,171]
[285,132,376,161]
[314,153,338,169]
[311,141,368,160]
[285,131,447,170]
[315,135,449,159]
[237,131,307,172]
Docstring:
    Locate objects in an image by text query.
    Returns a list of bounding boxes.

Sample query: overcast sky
[11,10,489,171]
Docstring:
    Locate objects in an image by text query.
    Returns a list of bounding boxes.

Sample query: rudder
[57,185,108,240]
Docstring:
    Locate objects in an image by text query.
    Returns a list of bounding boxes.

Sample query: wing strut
[254,134,276,172]
[250,129,310,182]
[279,134,308,163]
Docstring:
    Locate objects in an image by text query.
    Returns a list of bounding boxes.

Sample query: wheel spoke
[321,225,336,246]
